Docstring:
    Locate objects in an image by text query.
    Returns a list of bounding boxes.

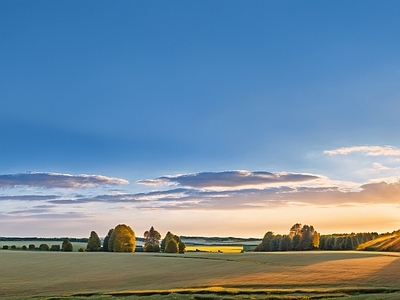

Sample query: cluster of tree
[84,224,185,254]
[319,232,378,250]
[254,223,320,251]
[143,226,161,252]
[255,224,379,252]
[161,231,186,253]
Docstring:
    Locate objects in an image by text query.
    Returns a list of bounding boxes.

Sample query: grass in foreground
[1,251,399,299]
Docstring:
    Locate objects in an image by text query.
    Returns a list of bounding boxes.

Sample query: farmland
[0,250,399,299]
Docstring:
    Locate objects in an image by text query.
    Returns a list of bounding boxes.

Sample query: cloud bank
[2,166,399,223]
[137,170,319,189]
[0,172,129,189]
[5,178,400,211]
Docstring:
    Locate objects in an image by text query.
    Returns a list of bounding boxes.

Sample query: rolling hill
[357,230,400,252]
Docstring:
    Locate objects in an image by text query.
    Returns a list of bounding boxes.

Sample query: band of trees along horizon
[1,223,380,252]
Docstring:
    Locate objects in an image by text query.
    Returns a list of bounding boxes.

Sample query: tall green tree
[270,236,280,251]
[86,231,101,252]
[291,234,301,251]
[300,225,314,250]
[255,231,275,251]
[279,235,291,251]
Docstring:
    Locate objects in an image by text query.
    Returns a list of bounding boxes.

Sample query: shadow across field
[1,251,399,299]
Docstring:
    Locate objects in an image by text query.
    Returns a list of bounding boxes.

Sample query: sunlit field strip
[185,245,243,253]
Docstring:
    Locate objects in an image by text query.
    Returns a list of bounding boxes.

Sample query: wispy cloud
[137,170,319,189]
[2,168,400,219]
[324,145,400,156]
[0,172,129,189]
[9,180,400,211]
[0,195,60,201]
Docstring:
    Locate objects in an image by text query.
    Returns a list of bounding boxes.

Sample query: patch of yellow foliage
[185,245,243,253]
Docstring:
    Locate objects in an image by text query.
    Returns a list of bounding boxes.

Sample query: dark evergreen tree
[270,236,280,251]
[279,235,292,251]
[344,236,354,250]
[300,225,314,250]
[86,231,101,252]
[62,238,73,252]
[291,234,301,250]
[319,236,327,250]
[103,228,114,252]
[260,231,274,251]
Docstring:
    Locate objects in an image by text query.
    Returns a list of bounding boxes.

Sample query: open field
[0,251,399,299]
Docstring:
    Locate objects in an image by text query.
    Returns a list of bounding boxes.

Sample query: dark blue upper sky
[1,1,400,236]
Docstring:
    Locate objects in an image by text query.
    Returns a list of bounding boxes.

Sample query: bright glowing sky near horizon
[1,1,400,238]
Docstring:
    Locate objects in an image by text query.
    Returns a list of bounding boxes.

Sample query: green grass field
[0,251,399,299]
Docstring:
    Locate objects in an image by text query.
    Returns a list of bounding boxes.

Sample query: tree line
[1,224,186,253]
[254,223,378,252]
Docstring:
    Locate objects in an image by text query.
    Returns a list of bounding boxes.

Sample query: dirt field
[1,251,399,299]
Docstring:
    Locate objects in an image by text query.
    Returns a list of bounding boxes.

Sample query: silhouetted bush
[61,238,73,252]
[178,241,186,254]
[50,245,60,251]
[28,244,36,251]
[2,245,9,250]
[22,245,27,250]
[39,244,50,251]
[11,245,17,250]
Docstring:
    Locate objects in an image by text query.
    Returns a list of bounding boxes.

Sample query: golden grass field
[1,250,399,299]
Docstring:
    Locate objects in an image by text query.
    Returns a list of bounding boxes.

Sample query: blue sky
[1,1,400,238]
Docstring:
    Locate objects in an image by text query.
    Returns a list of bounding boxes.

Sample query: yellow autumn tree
[108,224,136,252]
